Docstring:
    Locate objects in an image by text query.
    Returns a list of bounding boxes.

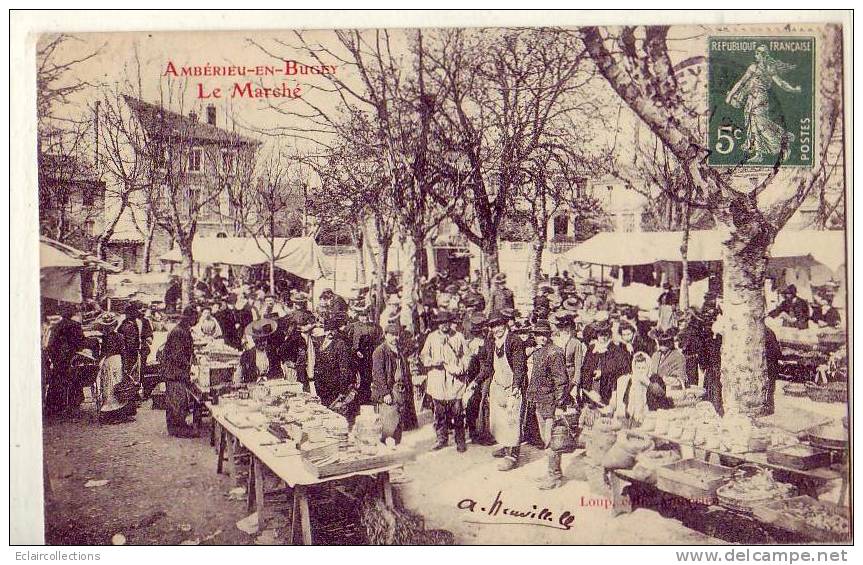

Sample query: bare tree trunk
[480,238,500,309]
[142,221,155,273]
[720,232,770,416]
[400,234,424,335]
[375,235,391,319]
[679,195,692,311]
[180,239,194,308]
[353,227,367,287]
[526,238,545,308]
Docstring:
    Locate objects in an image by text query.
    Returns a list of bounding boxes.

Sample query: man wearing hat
[462,313,495,445]
[580,319,629,405]
[214,295,238,349]
[648,327,686,390]
[489,272,515,315]
[371,321,418,443]
[479,311,528,470]
[118,301,153,391]
[420,310,470,452]
[164,276,182,314]
[550,311,586,403]
[346,301,383,404]
[313,316,356,411]
[526,319,569,489]
[768,284,811,329]
[232,295,256,350]
[319,288,349,322]
[162,306,199,438]
[379,294,401,330]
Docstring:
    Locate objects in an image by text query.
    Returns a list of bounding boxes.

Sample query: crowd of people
[43,265,841,489]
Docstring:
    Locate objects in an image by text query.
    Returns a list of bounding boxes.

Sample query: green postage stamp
[708,37,815,168]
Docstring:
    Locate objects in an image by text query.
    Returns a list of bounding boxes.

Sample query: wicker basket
[804,381,847,403]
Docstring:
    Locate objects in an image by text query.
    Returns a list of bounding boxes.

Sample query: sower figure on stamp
[420,310,470,453]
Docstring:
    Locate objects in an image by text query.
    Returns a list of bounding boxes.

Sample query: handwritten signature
[457,490,576,531]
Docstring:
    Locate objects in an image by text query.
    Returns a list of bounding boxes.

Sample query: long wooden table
[209,402,404,544]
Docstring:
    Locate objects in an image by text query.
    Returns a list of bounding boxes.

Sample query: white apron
[488,345,522,447]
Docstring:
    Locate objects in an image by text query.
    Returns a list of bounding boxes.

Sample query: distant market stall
[561,229,845,306]
[158,236,333,282]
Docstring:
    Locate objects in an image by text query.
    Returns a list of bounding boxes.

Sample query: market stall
[584,399,850,543]
[207,382,414,544]
[40,236,121,303]
[158,236,332,281]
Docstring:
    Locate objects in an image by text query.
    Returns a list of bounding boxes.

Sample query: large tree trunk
[526,237,545,308]
[479,237,500,310]
[353,227,367,287]
[142,221,155,273]
[179,238,195,308]
[720,231,771,416]
[374,235,391,319]
[400,234,424,335]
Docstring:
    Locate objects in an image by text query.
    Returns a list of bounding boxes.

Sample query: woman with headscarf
[604,352,671,426]
[192,304,223,340]
[94,313,138,424]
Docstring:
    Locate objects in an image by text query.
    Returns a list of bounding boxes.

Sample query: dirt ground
[43,397,727,546]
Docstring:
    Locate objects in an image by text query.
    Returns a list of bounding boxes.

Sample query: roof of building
[38,153,103,185]
[122,95,259,146]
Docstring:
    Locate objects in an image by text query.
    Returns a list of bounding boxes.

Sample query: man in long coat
[371,321,418,443]
[45,303,85,415]
[346,303,383,405]
[161,306,198,438]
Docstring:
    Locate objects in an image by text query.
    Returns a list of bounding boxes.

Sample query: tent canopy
[562,229,845,272]
[159,236,332,280]
[40,237,121,303]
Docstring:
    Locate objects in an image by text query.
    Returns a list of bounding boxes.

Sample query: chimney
[206,104,216,126]
[189,110,198,122]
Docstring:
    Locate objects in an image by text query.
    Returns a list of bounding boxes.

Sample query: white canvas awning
[40,237,120,303]
[159,236,332,280]
[563,229,845,272]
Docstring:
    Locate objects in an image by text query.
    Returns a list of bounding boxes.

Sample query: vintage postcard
[11,10,853,549]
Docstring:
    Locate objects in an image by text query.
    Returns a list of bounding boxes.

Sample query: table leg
[297,486,312,545]
[289,488,300,545]
[227,435,236,477]
[216,427,226,474]
[381,472,394,509]
[247,457,256,512]
[254,457,266,533]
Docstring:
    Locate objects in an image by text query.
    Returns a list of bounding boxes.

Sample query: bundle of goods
[584,416,621,463]
[766,444,831,471]
[752,495,850,542]
[629,449,680,484]
[804,381,847,403]
[655,458,735,503]
[601,431,654,471]
[716,466,796,514]
[201,340,242,362]
[666,386,706,408]
[783,382,808,397]
[806,421,849,451]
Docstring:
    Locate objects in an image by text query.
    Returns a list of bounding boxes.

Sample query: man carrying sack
[371,321,418,444]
